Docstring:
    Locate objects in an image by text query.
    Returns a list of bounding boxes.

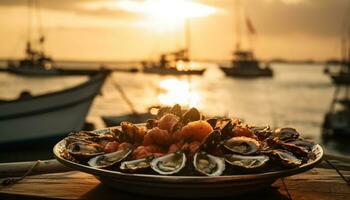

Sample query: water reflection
[158,78,200,107]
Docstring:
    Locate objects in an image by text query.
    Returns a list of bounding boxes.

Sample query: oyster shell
[270,149,302,167]
[66,141,103,160]
[150,151,186,175]
[224,136,260,155]
[88,146,133,168]
[193,152,225,176]
[225,154,269,170]
[273,128,299,141]
[287,140,315,151]
[120,156,154,172]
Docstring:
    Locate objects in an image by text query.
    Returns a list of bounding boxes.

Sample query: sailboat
[142,20,206,75]
[6,0,101,76]
[324,36,350,84]
[322,26,350,136]
[220,1,273,78]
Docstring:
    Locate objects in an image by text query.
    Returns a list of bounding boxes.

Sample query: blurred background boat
[142,19,206,75]
[323,27,350,137]
[0,70,109,144]
[142,49,205,75]
[220,0,273,78]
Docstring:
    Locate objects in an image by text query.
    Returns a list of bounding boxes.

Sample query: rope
[324,158,350,185]
[111,78,138,115]
[1,160,41,186]
[280,177,292,200]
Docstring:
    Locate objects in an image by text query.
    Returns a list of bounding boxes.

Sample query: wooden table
[0,160,349,200]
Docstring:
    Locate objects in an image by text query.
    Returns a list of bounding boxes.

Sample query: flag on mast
[245,17,256,35]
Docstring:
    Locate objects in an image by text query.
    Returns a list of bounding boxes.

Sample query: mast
[185,18,191,62]
[234,0,242,51]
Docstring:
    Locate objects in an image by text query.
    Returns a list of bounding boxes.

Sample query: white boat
[220,1,273,78]
[0,71,109,144]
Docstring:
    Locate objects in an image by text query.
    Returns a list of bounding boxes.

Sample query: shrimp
[143,127,172,146]
[103,141,120,153]
[180,121,213,142]
[157,114,180,133]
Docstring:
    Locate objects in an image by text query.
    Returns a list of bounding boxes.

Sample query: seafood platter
[54,105,323,197]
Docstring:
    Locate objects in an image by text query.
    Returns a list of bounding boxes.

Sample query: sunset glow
[158,78,200,107]
[116,0,217,20]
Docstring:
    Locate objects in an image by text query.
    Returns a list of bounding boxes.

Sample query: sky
[0,0,349,61]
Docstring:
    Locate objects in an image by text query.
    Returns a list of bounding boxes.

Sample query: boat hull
[220,66,273,78]
[7,65,102,76]
[322,111,350,136]
[331,74,350,85]
[0,71,108,144]
[143,67,205,75]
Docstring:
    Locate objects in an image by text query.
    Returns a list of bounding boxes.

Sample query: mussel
[225,154,269,170]
[88,146,133,168]
[193,152,225,176]
[224,136,260,155]
[150,151,186,175]
[182,108,201,124]
[199,130,222,152]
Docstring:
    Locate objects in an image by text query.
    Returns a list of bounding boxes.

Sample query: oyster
[287,140,315,152]
[120,156,154,172]
[66,141,103,159]
[270,149,302,167]
[273,128,299,141]
[150,151,186,175]
[225,154,269,170]
[88,146,133,168]
[193,152,225,176]
[224,136,260,155]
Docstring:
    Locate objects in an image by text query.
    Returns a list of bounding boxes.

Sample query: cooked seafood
[67,141,103,159]
[224,136,260,155]
[193,152,225,176]
[88,145,133,168]
[150,151,186,175]
[225,154,269,170]
[270,149,302,167]
[120,156,154,172]
[61,104,319,176]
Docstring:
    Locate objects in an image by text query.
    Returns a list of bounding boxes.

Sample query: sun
[115,0,217,31]
[116,0,216,20]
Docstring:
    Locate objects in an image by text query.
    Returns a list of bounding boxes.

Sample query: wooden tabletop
[0,161,349,200]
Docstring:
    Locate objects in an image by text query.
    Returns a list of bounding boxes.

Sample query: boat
[322,24,350,137]
[322,98,350,137]
[5,0,102,77]
[220,51,273,77]
[142,19,206,76]
[0,70,110,144]
[220,1,273,78]
[142,49,205,75]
